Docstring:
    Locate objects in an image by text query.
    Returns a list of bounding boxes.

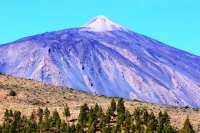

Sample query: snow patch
[81,15,128,32]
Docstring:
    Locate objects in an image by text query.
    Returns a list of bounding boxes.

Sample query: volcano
[1,16,200,107]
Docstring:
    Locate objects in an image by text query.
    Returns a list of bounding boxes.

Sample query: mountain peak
[81,15,128,32]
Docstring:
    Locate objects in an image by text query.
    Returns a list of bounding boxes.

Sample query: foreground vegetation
[0,98,194,133]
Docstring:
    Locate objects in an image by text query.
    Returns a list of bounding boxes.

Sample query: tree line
[0,98,195,133]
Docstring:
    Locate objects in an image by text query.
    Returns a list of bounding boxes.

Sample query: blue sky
[0,0,200,55]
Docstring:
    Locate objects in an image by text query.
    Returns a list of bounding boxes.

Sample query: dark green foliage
[99,113,106,130]
[64,103,70,121]
[112,124,121,133]
[143,109,149,123]
[156,111,175,133]
[71,124,76,132]
[180,116,194,133]
[97,106,103,118]
[110,98,116,116]
[76,123,84,133]
[102,124,112,133]
[94,103,99,114]
[146,118,157,132]
[87,122,96,133]
[52,110,60,122]
[133,108,143,122]
[37,107,43,124]
[105,108,112,123]
[116,98,125,114]
[9,90,16,96]
[0,98,185,133]
[44,107,50,120]
[78,103,89,126]
[88,107,98,127]
[116,113,125,126]
[124,110,131,128]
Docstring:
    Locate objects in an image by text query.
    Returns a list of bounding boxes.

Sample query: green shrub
[9,90,16,96]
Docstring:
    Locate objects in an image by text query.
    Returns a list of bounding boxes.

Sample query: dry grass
[0,74,200,132]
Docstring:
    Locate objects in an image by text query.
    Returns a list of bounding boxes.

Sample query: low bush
[9,90,16,96]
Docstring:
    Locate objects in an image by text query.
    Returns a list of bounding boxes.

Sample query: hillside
[0,74,200,132]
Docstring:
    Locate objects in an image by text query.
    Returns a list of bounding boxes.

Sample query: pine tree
[76,123,84,133]
[27,116,37,132]
[59,120,67,132]
[99,113,106,130]
[111,124,121,133]
[71,124,76,133]
[163,111,170,124]
[27,115,37,133]
[135,120,142,133]
[163,124,175,133]
[124,110,131,125]
[102,124,112,133]
[41,119,50,132]
[66,124,71,133]
[52,109,61,130]
[37,107,43,124]
[94,103,99,114]
[130,124,136,133]
[78,103,89,126]
[133,108,142,122]
[157,111,176,133]
[124,111,131,133]
[105,108,111,123]
[181,116,194,133]
[157,111,170,133]
[146,119,157,133]
[55,118,61,132]
[97,106,103,118]
[87,122,96,133]
[110,98,116,116]
[8,109,13,117]
[112,124,121,133]
[116,98,125,114]
[13,111,21,129]
[143,109,149,124]
[116,113,124,126]
[3,109,11,124]
[124,124,131,133]
[2,125,9,133]
[44,107,50,120]
[145,112,157,132]
[140,126,145,133]
[9,122,17,133]
[111,125,116,133]
[64,103,70,122]
[52,110,60,122]
[88,107,98,127]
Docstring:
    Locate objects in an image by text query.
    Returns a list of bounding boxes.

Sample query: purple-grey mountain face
[1,16,200,107]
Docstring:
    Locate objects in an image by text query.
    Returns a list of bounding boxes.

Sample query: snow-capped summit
[81,15,128,32]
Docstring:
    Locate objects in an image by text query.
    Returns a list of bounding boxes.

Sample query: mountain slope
[0,16,200,107]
